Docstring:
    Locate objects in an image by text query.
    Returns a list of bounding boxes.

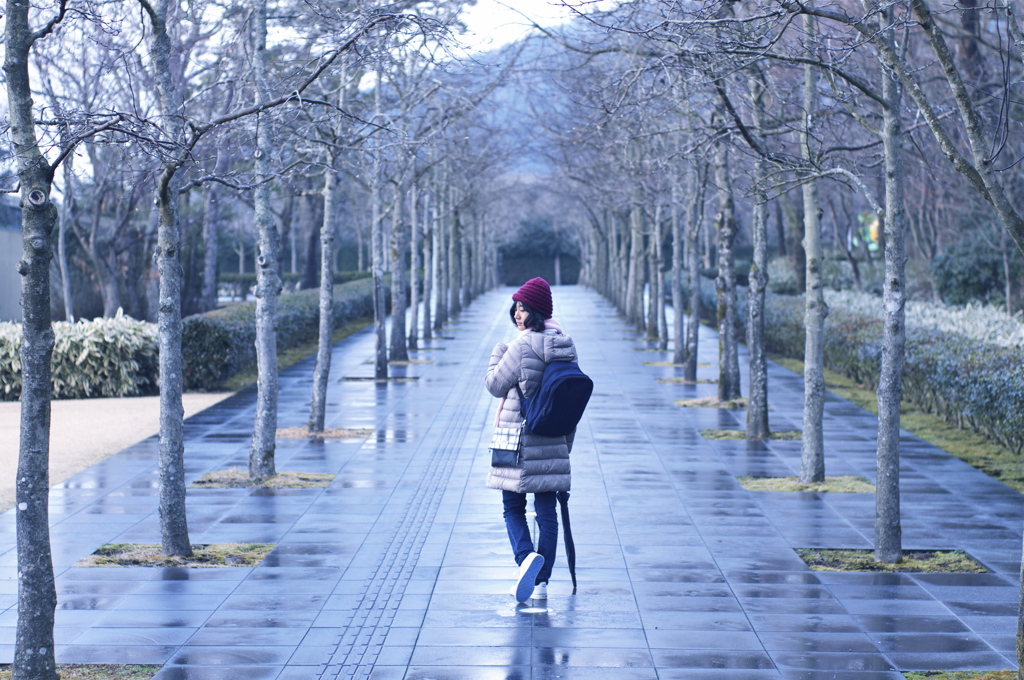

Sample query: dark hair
[510,300,546,332]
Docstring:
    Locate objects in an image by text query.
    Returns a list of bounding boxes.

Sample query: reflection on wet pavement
[0,286,1018,679]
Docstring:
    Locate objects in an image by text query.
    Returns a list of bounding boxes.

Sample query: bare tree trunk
[99,255,121,317]
[714,137,741,402]
[370,73,388,380]
[672,182,685,365]
[874,7,906,564]
[298,193,319,290]
[141,0,194,558]
[626,204,643,328]
[460,211,471,305]
[448,204,461,316]
[371,166,388,378]
[1002,226,1013,314]
[422,194,433,341]
[616,214,629,313]
[799,11,828,484]
[434,184,448,331]
[308,168,336,433]
[781,192,806,290]
[200,148,230,313]
[249,0,280,480]
[656,228,668,351]
[356,224,364,272]
[408,185,419,350]
[684,181,704,382]
[646,215,659,339]
[155,164,193,552]
[389,194,409,362]
[830,195,863,292]
[747,70,770,440]
[58,161,75,323]
[6,0,60,672]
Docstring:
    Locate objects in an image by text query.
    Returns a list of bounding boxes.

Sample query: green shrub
[933,237,1023,306]
[0,312,159,400]
[182,278,382,390]
[680,279,1024,454]
[760,293,1024,455]
[0,279,383,398]
[219,270,371,291]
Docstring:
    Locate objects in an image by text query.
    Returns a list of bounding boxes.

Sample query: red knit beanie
[512,277,553,319]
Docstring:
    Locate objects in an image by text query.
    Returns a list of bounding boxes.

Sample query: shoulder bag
[489,391,523,467]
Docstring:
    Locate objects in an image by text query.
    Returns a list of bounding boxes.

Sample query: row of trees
[3,0,534,676]
[529,0,1024,559]
[518,1,1024,673]
[10,0,1024,676]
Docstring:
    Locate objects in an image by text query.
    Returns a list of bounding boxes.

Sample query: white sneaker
[511,552,544,603]
[531,582,548,600]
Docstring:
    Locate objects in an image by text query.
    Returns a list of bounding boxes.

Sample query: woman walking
[485,277,578,603]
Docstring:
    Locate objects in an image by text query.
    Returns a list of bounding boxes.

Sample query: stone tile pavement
[0,286,1020,679]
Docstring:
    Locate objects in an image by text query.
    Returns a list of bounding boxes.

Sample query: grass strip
[658,378,716,385]
[738,475,874,493]
[796,548,988,573]
[902,672,1015,679]
[643,361,713,367]
[190,468,334,489]
[771,355,1024,493]
[702,429,801,440]
[676,396,748,409]
[276,427,373,439]
[218,319,371,392]
[0,665,160,680]
[76,543,273,568]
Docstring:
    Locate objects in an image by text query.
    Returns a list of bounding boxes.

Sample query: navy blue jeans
[502,490,557,585]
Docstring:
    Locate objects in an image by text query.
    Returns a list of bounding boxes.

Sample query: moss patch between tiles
[76,543,274,568]
[190,468,334,489]
[277,426,373,439]
[797,548,989,573]
[739,476,874,493]
[903,671,1014,679]
[0,665,160,680]
[676,396,747,409]
[702,429,800,440]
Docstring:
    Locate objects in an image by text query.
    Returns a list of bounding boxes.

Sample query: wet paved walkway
[0,286,1021,679]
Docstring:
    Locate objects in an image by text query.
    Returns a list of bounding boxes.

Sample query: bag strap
[494,398,504,428]
[556,490,577,592]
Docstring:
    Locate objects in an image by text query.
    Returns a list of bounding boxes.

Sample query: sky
[457,0,582,52]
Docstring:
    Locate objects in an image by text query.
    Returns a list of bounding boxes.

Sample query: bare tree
[249,0,281,480]
[798,11,827,484]
[713,129,742,402]
[5,0,69,674]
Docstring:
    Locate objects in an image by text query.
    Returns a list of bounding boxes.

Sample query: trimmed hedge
[0,278,382,398]
[219,270,371,296]
[0,312,159,400]
[760,295,1024,455]
[677,279,1024,453]
[182,278,383,390]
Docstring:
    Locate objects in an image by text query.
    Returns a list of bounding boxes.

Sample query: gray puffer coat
[484,328,577,493]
